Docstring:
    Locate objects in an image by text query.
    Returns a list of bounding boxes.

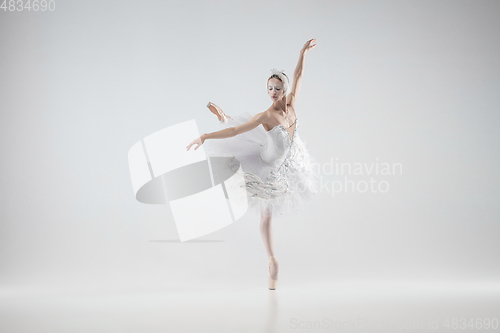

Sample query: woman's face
[267,78,284,102]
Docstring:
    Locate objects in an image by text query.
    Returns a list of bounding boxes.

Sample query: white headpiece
[268,68,290,96]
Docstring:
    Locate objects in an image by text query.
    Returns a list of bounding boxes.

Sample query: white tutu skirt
[206,112,320,218]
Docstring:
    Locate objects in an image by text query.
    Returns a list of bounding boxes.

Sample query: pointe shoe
[268,256,279,290]
[207,102,233,124]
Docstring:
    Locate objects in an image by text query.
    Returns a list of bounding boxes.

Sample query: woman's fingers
[303,38,317,52]
[187,138,203,151]
[186,140,195,151]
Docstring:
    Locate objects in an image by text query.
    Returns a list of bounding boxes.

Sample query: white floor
[1,280,499,333]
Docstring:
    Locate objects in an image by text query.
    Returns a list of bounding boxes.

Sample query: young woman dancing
[186,39,319,290]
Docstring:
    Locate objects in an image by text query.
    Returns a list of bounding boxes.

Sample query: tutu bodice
[206,112,319,218]
[260,121,296,169]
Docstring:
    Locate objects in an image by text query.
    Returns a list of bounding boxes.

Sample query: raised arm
[287,39,317,108]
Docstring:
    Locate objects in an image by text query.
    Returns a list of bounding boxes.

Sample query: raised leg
[207,102,233,123]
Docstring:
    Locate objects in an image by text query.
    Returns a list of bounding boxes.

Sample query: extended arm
[288,39,317,108]
[202,112,264,141]
[187,112,266,151]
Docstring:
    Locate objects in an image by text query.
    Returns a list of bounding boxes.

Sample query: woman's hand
[186,135,205,151]
[301,38,317,54]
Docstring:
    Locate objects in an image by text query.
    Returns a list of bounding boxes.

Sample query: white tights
[260,207,278,280]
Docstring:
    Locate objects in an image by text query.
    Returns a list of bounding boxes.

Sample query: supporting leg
[260,206,278,280]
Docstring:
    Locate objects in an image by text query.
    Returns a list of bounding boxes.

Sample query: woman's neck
[271,100,287,113]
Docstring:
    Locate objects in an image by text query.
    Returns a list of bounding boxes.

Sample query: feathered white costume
[206,69,320,218]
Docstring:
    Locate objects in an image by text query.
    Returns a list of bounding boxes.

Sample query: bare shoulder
[232,111,269,136]
[257,110,270,119]
[251,110,271,124]
[260,110,275,124]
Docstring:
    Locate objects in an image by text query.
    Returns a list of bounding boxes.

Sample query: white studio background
[1,0,499,291]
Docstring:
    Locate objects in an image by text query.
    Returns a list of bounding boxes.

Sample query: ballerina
[186,39,319,290]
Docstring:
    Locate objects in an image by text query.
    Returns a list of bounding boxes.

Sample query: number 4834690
[443,318,498,330]
[1,0,56,11]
